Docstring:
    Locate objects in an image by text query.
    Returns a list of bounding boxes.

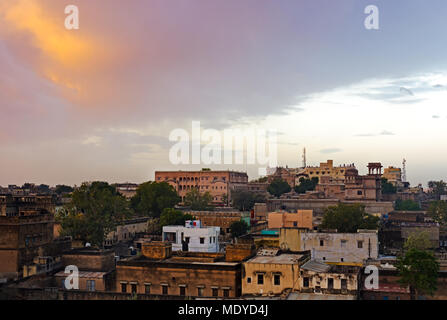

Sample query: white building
[279,228,378,265]
[162,220,220,253]
[300,230,378,264]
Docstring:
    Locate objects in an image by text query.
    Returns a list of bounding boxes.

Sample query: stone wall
[62,250,115,272]
[225,244,256,262]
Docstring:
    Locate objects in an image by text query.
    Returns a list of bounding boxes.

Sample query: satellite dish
[85,242,91,247]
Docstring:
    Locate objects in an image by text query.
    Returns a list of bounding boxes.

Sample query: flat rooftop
[246,254,305,265]
[54,271,108,279]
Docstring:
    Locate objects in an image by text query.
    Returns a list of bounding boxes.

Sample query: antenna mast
[402,158,407,183]
[302,147,307,168]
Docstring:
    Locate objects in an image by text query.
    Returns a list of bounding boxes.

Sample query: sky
[0,0,446,186]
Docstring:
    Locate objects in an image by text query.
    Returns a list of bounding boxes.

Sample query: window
[341,279,347,290]
[357,190,363,195]
[293,222,297,227]
[200,237,205,244]
[328,278,334,289]
[212,288,218,297]
[257,274,264,285]
[131,283,137,294]
[162,285,168,295]
[145,284,151,294]
[197,287,204,297]
[247,277,251,284]
[341,240,347,248]
[164,232,177,242]
[87,280,96,292]
[303,277,309,287]
[358,241,363,249]
[320,240,324,246]
[274,274,280,286]
[180,286,186,296]
[121,283,127,293]
[223,289,229,297]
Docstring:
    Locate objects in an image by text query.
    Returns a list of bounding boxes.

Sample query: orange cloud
[0,0,115,103]
[1,0,94,67]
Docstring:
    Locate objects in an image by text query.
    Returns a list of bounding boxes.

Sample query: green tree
[428,180,447,200]
[294,177,319,194]
[229,220,249,238]
[319,203,380,233]
[159,208,195,228]
[184,188,213,210]
[59,181,131,247]
[231,191,266,211]
[397,248,439,299]
[267,179,291,198]
[394,199,421,211]
[55,184,74,195]
[37,184,51,194]
[428,200,447,225]
[131,182,180,217]
[381,178,397,194]
[404,231,432,251]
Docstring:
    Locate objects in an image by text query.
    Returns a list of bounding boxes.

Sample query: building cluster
[1,159,446,300]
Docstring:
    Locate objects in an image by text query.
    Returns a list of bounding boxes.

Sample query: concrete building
[279,228,379,265]
[380,220,440,254]
[0,195,60,280]
[104,217,149,247]
[115,183,138,199]
[382,166,402,186]
[301,160,356,184]
[359,264,411,300]
[253,203,268,221]
[155,169,248,205]
[54,248,116,292]
[116,242,242,298]
[267,198,394,225]
[242,249,309,296]
[344,163,382,201]
[267,167,296,188]
[300,260,360,297]
[232,182,269,196]
[268,210,313,230]
[183,209,248,238]
[315,176,346,200]
[162,221,220,252]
